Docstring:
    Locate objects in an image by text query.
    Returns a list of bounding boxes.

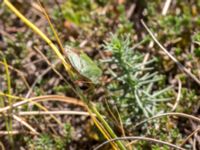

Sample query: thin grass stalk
[0,61,30,89]
[94,136,185,150]
[75,86,126,150]
[37,0,65,54]
[90,103,127,150]
[88,108,118,150]
[2,57,13,146]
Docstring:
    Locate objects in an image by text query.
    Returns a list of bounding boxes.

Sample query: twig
[94,136,186,150]
[141,20,200,85]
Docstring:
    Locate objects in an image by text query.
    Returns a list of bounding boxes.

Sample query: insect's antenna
[37,0,65,55]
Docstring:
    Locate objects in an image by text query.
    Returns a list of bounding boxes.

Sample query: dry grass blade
[134,112,200,129]
[33,46,78,97]
[25,60,60,98]
[94,136,186,150]
[0,61,30,89]
[0,141,5,150]
[0,94,86,113]
[12,115,39,135]
[115,108,131,150]
[18,110,91,116]
[33,46,66,83]
[0,92,68,126]
[162,0,172,15]
[0,130,37,135]
[141,20,200,85]
[37,0,65,54]
[172,79,182,111]
[0,92,87,132]
[0,92,85,126]
[180,127,200,147]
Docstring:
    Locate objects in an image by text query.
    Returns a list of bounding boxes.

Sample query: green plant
[152,145,169,150]
[159,15,190,35]
[28,134,54,150]
[194,47,200,57]
[103,34,172,126]
[53,0,94,26]
[27,123,73,150]
[116,5,133,34]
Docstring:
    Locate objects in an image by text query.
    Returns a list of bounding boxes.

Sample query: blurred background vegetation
[0,0,200,149]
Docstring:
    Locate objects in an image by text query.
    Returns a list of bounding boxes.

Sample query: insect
[65,48,102,84]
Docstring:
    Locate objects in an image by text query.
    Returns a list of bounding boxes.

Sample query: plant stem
[2,57,14,148]
[90,103,127,150]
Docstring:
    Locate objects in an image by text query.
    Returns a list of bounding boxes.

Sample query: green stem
[2,57,14,147]
[90,104,127,150]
